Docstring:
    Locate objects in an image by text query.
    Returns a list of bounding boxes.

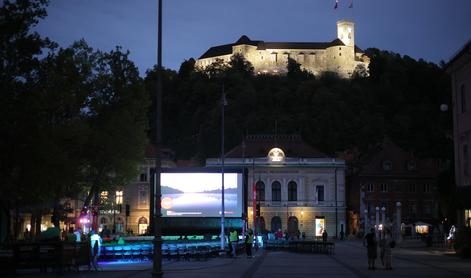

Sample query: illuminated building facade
[446,39,471,228]
[196,20,369,78]
[206,135,346,239]
[347,138,440,236]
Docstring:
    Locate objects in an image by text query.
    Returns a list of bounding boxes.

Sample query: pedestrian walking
[90,231,102,271]
[381,228,394,270]
[363,228,377,270]
[245,229,254,258]
[229,228,238,257]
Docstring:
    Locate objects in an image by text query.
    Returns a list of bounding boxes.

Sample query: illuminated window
[466,209,471,227]
[100,191,108,202]
[380,184,388,192]
[367,184,374,192]
[115,190,123,205]
[409,184,416,193]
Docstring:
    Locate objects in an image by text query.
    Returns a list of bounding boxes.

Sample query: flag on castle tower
[334,0,339,9]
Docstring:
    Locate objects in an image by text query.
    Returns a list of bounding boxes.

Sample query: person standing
[363,228,377,270]
[245,229,254,258]
[322,230,328,243]
[90,231,102,271]
[229,228,238,257]
[381,228,394,270]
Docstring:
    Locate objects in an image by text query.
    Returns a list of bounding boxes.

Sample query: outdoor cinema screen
[160,172,243,218]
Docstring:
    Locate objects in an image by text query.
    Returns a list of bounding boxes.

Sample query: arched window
[288,181,297,201]
[288,216,299,237]
[138,217,148,235]
[272,181,281,201]
[271,216,282,232]
[257,216,266,232]
[100,217,108,225]
[256,181,265,201]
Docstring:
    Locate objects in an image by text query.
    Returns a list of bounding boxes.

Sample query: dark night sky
[35,0,471,75]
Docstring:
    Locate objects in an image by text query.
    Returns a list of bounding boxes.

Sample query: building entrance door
[288,216,299,238]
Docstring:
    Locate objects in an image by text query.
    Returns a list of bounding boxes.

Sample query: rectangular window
[380,184,388,192]
[115,190,123,205]
[316,185,324,202]
[466,209,471,227]
[139,168,147,182]
[423,184,431,193]
[409,184,416,193]
[100,191,108,203]
[138,187,148,209]
[367,184,374,192]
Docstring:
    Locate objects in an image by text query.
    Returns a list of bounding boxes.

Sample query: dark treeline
[1,0,148,239]
[148,52,452,162]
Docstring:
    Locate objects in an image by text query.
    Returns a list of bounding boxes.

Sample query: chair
[104,246,114,260]
[141,245,152,260]
[131,245,141,260]
[113,246,124,260]
[167,244,178,261]
[123,246,132,259]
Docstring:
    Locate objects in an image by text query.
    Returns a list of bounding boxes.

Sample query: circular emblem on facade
[268,147,285,163]
[161,197,173,209]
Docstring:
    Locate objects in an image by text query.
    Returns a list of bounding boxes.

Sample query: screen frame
[158,167,247,219]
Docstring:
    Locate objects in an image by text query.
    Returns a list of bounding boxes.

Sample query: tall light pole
[152,0,163,276]
[220,85,227,252]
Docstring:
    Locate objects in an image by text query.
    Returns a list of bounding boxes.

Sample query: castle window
[339,47,341,50]
[271,52,277,62]
[339,53,342,56]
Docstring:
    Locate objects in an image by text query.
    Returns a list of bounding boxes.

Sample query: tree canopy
[0,0,149,233]
[147,49,452,162]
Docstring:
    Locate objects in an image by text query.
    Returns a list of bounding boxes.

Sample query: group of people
[363,227,395,270]
[228,228,255,258]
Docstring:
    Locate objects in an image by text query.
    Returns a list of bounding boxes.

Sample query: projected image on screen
[161,172,243,217]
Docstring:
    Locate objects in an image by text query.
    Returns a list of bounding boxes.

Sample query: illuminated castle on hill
[196,20,370,78]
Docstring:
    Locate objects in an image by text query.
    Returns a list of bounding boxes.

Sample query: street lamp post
[364,209,368,231]
[220,85,227,252]
[381,206,386,230]
[152,0,163,277]
[375,207,379,237]
[396,202,402,242]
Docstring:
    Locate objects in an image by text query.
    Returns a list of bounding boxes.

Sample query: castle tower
[337,20,355,47]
